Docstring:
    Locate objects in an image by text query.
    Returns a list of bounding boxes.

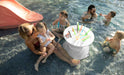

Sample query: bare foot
[71,59,80,66]
[42,59,46,63]
[34,64,39,71]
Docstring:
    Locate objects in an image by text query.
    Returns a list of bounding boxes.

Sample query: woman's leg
[53,48,73,65]
[52,40,71,59]
[53,40,75,59]
[56,43,80,65]
[52,40,80,65]
[56,43,72,59]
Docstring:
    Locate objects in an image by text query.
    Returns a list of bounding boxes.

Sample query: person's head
[18,23,36,40]
[36,22,47,35]
[108,11,116,18]
[59,10,68,20]
[115,31,124,40]
[88,5,96,15]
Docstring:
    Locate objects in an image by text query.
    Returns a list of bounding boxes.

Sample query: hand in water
[99,13,102,16]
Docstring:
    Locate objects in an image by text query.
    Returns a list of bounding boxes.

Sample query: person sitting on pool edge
[101,31,124,56]
[18,22,80,69]
[81,5,97,23]
[99,11,116,26]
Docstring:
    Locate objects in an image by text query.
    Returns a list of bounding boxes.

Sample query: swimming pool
[0,0,124,75]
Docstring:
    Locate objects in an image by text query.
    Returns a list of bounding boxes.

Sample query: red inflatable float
[0,0,43,29]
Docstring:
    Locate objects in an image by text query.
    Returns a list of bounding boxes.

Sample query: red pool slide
[0,0,43,29]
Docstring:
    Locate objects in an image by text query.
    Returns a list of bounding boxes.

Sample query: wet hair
[18,23,36,39]
[116,31,124,40]
[60,10,68,18]
[88,5,95,11]
[110,11,116,18]
[36,22,47,31]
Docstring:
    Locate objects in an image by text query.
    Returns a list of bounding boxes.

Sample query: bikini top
[34,41,40,49]
[58,20,68,30]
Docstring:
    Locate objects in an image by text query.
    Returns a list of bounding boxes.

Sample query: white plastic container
[63,25,94,59]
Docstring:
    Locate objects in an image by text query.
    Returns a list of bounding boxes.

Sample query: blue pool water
[0,0,124,75]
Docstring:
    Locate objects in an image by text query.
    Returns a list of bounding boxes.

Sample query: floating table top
[64,25,94,47]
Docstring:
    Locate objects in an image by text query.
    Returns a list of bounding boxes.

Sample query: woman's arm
[25,41,43,55]
[52,19,59,25]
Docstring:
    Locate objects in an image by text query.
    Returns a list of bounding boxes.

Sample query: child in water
[34,22,55,71]
[101,31,124,56]
[52,10,70,42]
[99,11,116,26]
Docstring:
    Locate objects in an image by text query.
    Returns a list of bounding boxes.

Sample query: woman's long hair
[18,23,36,40]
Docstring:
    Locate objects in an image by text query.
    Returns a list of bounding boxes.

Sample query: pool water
[0,0,124,75]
